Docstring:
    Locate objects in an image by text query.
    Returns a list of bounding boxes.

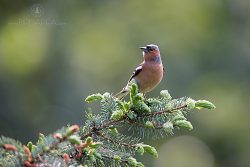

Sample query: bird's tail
[115,87,130,100]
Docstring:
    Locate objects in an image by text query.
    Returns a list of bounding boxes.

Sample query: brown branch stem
[97,132,136,148]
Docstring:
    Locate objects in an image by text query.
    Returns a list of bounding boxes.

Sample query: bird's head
[140,44,160,59]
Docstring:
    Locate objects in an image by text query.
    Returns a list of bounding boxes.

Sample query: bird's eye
[147,46,153,51]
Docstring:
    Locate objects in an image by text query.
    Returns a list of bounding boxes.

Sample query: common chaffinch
[116,44,164,99]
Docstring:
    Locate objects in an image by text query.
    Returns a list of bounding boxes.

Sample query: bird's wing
[115,65,142,99]
[128,64,143,82]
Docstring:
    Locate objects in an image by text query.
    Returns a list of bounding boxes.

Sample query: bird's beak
[139,46,147,52]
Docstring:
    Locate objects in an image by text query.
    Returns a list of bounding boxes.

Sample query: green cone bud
[123,102,130,111]
[160,90,172,100]
[85,93,103,103]
[141,144,158,158]
[174,120,193,131]
[145,121,154,128]
[44,146,50,151]
[128,157,137,165]
[109,127,118,135]
[137,162,145,167]
[66,125,79,136]
[130,81,139,99]
[27,142,35,152]
[128,157,144,167]
[110,110,124,120]
[86,136,92,145]
[195,100,216,110]
[135,144,145,155]
[37,133,45,145]
[165,103,173,110]
[133,102,151,113]
[89,142,102,149]
[187,98,196,110]
[172,114,186,122]
[68,135,81,145]
[114,155,121,162]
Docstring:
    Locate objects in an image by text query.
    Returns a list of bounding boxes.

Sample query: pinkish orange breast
[135,63,164,93]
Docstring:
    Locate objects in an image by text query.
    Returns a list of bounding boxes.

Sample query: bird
[115,44,164,99]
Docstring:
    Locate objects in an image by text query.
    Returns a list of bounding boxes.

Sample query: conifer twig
[80,104,187,140]
[0,85,215,167]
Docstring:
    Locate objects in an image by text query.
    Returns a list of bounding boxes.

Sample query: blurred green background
[0,0,250,167]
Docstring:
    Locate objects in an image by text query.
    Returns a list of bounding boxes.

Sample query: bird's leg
[143,93,148,101]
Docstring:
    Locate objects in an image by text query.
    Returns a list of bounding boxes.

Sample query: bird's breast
[135,63,164,93]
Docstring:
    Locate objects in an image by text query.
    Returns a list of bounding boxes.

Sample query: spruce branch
[0,82,215,167]
[80,97,188,140]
